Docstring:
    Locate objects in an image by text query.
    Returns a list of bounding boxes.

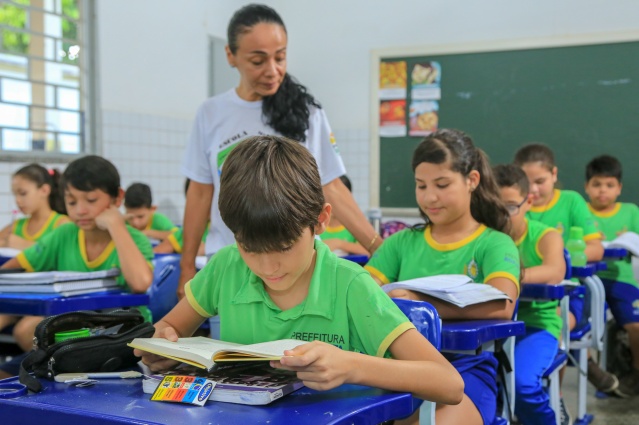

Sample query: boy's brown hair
[219,135,325,253]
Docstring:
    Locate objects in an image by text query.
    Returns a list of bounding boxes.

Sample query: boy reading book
[134,135,463,410]
[0,155,154,353]
[585,154,639,397]
[124,182,178,241]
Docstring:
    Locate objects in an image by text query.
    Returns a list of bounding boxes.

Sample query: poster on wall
[379,99,407,137]
[409,100,439,136]
[379,61,407,100]
[410,62,441,100]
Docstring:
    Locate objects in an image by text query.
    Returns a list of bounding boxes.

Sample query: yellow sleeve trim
[376,322,415,357]
[584,233,602,241]
[485,271,520,293]
[167,234,182,253]
[364,265,390,285]
[16,253,34,273]
[184,280,213,318]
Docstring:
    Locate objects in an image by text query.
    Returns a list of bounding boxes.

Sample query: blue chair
[392,298,440,425]
[147,254,181,322]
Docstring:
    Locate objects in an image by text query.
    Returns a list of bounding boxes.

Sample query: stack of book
[0,268,121,296]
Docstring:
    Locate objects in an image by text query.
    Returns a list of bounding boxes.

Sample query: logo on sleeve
[464,259,479,280]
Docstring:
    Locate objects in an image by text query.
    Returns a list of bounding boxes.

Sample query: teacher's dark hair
[227,3,320,142]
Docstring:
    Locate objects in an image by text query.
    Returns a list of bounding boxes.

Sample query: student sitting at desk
[0,155,154,353]
[0,163,69,250]
[494,164,565,425]
[135,135,464,412]
[319,175,369,256]
[124,182,178,242]
[154,179,207,256]
[364,129,520,425]
[585,154,639,397]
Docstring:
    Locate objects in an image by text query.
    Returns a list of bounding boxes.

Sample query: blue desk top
[441,319,525,352]
[571,263,600,278]
[0,377,414,425]
[519,283,585,301]
[603,247,628,259]
[0,291,149,316]
[341,254,369,265]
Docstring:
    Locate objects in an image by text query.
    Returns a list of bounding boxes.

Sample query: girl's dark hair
[227,3,320,142]
[219,135,324,253]
[411,129,510,233]
[61,155,120,198]
[513,143,556,171]
[13,163,66,214]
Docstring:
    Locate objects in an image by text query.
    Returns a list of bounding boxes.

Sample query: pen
[54,371,142,382]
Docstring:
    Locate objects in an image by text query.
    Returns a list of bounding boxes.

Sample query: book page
[604,232,639,257]
[215,339,304,361]
[129,337,243,369]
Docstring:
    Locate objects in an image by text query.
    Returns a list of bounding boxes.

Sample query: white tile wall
[0,116,373,227]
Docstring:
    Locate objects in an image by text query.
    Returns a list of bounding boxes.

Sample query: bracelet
[367,233,380,252]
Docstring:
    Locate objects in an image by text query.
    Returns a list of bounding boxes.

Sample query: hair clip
[48,169,55,176]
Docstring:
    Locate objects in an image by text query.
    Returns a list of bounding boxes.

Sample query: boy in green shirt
[585,154,639,397]
[494,164,565,425]
[1,155,154,352]
[135,135,463,411]
[124,182,177,241]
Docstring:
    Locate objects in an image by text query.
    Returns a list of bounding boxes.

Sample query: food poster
[409,101,439,136]
[411,62,441,100]
[379,61,407,100]
[379,99,407,137]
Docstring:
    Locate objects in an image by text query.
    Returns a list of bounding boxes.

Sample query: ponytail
[470,149,510,233]
[262,73,321,142]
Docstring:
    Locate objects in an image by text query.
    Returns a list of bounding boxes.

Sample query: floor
[562,366,639,424]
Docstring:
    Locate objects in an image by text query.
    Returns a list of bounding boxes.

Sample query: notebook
[0,278,119,295]
[0,268,120,285]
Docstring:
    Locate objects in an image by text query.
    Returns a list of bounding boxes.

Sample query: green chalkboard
[378,40,639,209]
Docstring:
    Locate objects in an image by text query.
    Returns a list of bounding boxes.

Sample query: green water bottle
[566,226,587,267]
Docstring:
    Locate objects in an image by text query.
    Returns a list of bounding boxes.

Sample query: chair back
[147,254,181,322]
[392,298,441,350]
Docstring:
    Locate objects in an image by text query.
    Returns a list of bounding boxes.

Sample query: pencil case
[19,309,155,392]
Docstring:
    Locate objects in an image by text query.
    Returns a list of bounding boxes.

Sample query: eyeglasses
[506,196,528,215]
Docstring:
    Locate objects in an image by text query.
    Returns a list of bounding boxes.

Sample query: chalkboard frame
[369,31,639,216]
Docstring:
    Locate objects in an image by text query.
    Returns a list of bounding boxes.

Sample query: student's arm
[95,206,153,293]
[0,257,20,269]
[521,230,565,284]
[153,237,176,254]
[6,234,35,250]
[323,178,382,254]
[585,239,604,262]
[143,229,174,241]
[274,329,463,404]
[133,297,207,371]
[0,224,13,247]
[323,239,370,256]
[178,181,213,299]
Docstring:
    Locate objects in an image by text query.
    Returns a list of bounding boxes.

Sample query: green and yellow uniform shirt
[16,222,154,288]
[185,239,414,357]
[365,224,520,292]
[516,219,563,339]
[589,202,639,287]
[527,189,600,243]
[167,226,210,254]
[12,211,66,241]
[319,225,357,243]
[147,212,178,232]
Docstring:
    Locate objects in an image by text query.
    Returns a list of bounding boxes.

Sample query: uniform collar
[230,239,336,321]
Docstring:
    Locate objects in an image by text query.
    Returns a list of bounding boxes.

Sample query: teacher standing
[179,4,381,296]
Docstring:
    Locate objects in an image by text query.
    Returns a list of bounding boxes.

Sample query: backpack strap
[19,350,47,392]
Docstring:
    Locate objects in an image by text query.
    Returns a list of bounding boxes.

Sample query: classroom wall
[2,0,638,225]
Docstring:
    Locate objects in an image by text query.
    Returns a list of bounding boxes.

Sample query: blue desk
[0,291,149,316]
[0,377,414,425]
[440,319,525,353]
[520,283,585,301]
[341,254,369,265]
[603,247,628,259]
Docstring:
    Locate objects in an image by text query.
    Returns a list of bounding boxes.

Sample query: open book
[0,268,120,285]
[382,274,512,308]
[143,362,304,405]
[129,337,304,371]
[602,232,639,257]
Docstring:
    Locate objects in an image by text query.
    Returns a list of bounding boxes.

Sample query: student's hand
[94,205,125,232]
[323,239,344,252]
[270,340,355,391]
[386,289,421,301]
[133,326,181,372]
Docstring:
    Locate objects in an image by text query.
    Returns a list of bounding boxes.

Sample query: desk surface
[0,377,414,425]
[441,319,525,352]
[0,291,149,316]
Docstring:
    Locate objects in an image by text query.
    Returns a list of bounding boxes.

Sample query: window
[0,0,94,157]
